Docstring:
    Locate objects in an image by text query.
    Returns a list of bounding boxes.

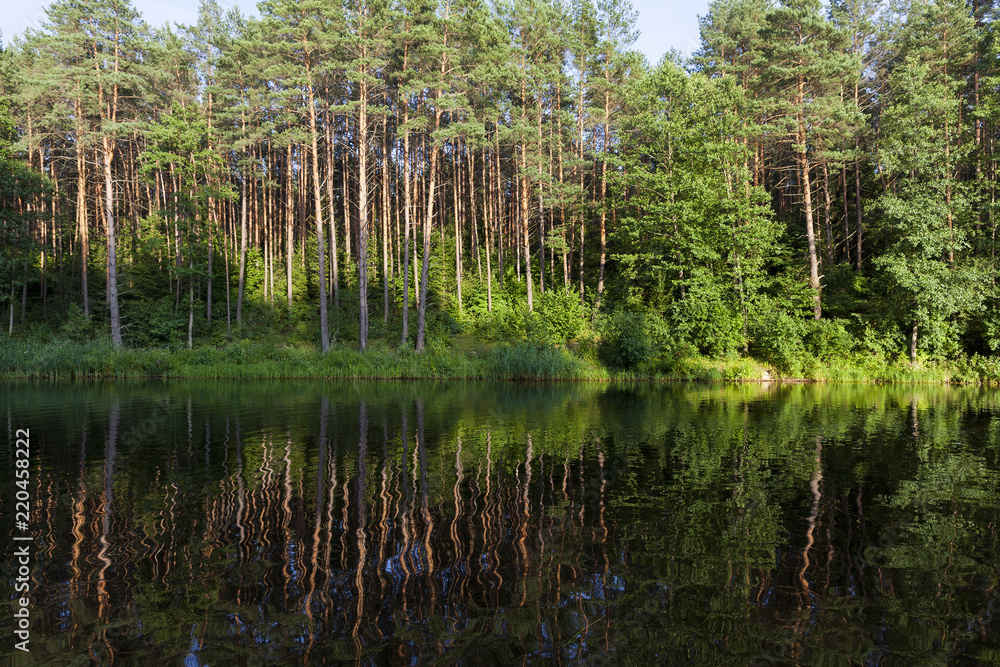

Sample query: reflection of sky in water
[1,381,999,663]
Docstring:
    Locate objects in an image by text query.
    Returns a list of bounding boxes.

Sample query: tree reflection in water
[1,381,999,664]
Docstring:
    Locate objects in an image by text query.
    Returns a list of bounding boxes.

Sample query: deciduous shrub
[750,311,808,375]
[804,318,855,360]
[599,310,656,370]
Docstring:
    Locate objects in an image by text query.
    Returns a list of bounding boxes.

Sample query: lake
[1,381,999,664]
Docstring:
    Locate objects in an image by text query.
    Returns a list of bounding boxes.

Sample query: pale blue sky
[1,0,710,65]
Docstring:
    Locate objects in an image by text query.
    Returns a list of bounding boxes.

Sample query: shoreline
[2,338,997,385]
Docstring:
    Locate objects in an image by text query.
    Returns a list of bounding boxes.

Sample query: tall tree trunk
[854,149,863,270]
[224,217,231,336]
[342,130,352,266]
[236,168,248,326]
[76,132,89,318]
[595,98,610,309]
[187,255,194,349]
[383,115,390,324]
[520,145,533,312]
[206,202,214,326]
[325,119,340,309]
[417,117,440,353]
[286,142,294,309]
[822,160,833,267]
[799,116,822,320]
[537,99,545,294]
[401,116,412,346]
[103,137,123,347]
[306,70,331,353]
[454,141,463,313]
[840,165,850,265]
[358,80,370,352]
[482,145,493,312]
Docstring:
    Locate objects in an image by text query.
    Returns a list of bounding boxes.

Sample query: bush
[804,318,855,360]
[59,302,93,341]
[127,297,185,347]
[669,272,744,357]
[954,354,1000,384]
[749,311,808,375]
[598,310,656,370]
[535,288,586,343]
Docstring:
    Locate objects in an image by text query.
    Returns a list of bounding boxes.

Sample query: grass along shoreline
[2,338,999,384]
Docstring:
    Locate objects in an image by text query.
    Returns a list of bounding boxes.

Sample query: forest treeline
[1,0,1000,377]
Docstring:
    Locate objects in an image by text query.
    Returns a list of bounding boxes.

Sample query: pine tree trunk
[520,145,533,312]
[306,74,330,353]
[188,256,194,349]
[840,165,850,265]
[417,112,440,353]
[400,104,411,345]
[207,203,213,326]
[595,100,610,309]
[237,167,248,327]
[103,137,123,347]
[453,141,463,313]
[854,150,863,270]
[482,145,493,313]
[325,118,340,310]
[357,79,370,352]
[383,116,390,324]
[822,160,833,266]
[286,142,294,309]
[76,132,89,318]
[799,118,821,320]
[469,148,481,280]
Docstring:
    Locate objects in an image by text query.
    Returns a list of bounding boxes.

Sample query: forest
[1,0,1000,381]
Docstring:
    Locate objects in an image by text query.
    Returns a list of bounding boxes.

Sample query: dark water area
[1,381,999,664]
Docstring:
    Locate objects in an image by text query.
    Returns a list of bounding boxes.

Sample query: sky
[0,0,711,65]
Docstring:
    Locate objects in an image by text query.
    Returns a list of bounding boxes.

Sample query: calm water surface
[1,381,999,664]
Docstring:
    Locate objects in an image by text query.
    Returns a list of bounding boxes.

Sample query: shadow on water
[1,381,999,664]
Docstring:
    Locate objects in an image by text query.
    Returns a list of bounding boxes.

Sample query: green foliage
[804,318,855,361]
[127,297,187,347]
[598,310,656,370]
[485,342,591,380]
[669,270,744,357]
[749,310,808,375]
[533,288,587,343]
[58,302,94,341]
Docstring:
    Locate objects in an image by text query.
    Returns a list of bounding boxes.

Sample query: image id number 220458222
[12,427,32,653]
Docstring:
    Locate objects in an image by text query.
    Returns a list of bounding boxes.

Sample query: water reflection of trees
[2,382,999,663]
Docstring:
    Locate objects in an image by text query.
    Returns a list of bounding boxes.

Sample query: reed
[0,337,995,384]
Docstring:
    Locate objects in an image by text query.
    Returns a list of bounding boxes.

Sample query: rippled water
[1,381,999,664]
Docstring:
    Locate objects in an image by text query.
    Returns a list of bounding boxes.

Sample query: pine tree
[260,0,343,351]
[414,0,472,352]
[336,0,393,351]
[875,0,984,361]
[761,0,852,319]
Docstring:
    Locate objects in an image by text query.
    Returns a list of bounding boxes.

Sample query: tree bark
[236,166,248,326]
[799,118,822,320]
[417,116,440,353]
[357,78,370,352]
[854,143,863,270]
[306,69,330,352]
[103,137,123,347]
[822,160,833,266]
[401,110,412,346]
[325,118,340,310]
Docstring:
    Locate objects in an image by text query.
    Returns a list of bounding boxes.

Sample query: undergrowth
[1,337,997,384]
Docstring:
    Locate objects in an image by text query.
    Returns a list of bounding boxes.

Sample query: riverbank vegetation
[2,0,1000,383]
